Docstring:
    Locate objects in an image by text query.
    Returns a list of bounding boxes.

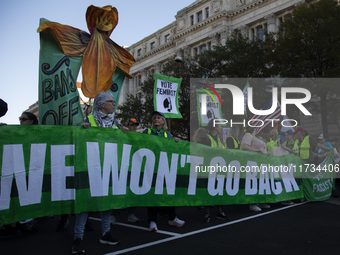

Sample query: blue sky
[0,0,195,124]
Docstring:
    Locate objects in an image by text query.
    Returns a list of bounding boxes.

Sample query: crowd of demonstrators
[142,111,185,232]
[2,93,340,254]
[196,119,229,222]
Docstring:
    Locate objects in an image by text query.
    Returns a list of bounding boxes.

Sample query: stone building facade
[119,0,340,141]
[120,0,309,102]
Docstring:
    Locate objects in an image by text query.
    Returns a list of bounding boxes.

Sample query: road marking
[104,202,308,255]
[88,217,181,236]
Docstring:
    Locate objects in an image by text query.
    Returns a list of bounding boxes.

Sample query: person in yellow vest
[280,130,297,155]
[226,125,241,150]
[293,127,332,164]
[266,129,280,155]
[192,127,208,143]
[74,91,120,254]
[197,119,228,222]
[82,91,121,130]
[241,126,271,212]
[142,111,184,232]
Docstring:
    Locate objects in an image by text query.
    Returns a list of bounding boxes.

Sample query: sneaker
[281,201,294,206]
[110,215,116,226]
[249,204,262,212]
[22,219,37,232]
[127,214,140,223]
[168,217,185,227]
[149,221,158,232]
[203,214,210,223]
[56,219,69,232]
[99,232,119,245]
[72,238,85,254]
[258,203,270,209]
[217,212,228,220]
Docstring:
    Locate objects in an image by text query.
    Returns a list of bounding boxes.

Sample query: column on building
[239,25,248,38]
[210,33,220,47]
[141,69,147,83]
[129,76,134,95]
[265,13,277,33]
[155,62,162,75]
[220,29,228,45]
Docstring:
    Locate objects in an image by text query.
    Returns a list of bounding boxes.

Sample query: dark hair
[22,112,38,125]
[207,119,217,133]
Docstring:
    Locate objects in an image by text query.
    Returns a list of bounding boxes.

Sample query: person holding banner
[266,130,280,155]
[315,134,333,165]
[82,92,121,129]
[197,119,228,222]
[241,126,271,212]
[226,126,241,150]
[74,91,120,254]
[110,118,140,225]
[293,127,332,164]
[280,130,297,155]
[192,127,208,143]
[142,111,184,231]
[6,112,40,235]
[19,112,39,125]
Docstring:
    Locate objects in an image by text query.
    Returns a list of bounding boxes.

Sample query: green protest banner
[38,18,84,125]
[301,153,337,201]
[1,125,336,225]
[153,73,182,119]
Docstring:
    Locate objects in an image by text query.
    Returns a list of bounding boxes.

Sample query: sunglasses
[19,117,29,121]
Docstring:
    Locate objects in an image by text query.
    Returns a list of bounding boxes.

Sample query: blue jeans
[74,210,111,240]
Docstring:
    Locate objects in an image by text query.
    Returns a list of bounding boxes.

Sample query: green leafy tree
[267,0,340,138]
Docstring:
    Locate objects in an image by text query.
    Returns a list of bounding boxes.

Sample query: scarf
[93,109,115,128]
[151,127,165,136]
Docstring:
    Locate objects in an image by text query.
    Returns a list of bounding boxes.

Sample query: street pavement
[1,196,340,255]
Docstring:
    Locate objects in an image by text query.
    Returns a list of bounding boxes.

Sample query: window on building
[190,15,194,25]
[251,28,255,41]
[138,75,142,86]
[197,11,203,23]
[206,7,209,18]
[150,69,155,79]
[150,42,155,50]
[208,42,212,51]
[137,49,142,56]
[257,27,264,41]
[279,17,283,25]
[194,48,198,56]
[200,45,206,53]
[137,92,142,102]
[165,34,170,43]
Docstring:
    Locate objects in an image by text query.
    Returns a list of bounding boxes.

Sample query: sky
[0,0,195,124]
